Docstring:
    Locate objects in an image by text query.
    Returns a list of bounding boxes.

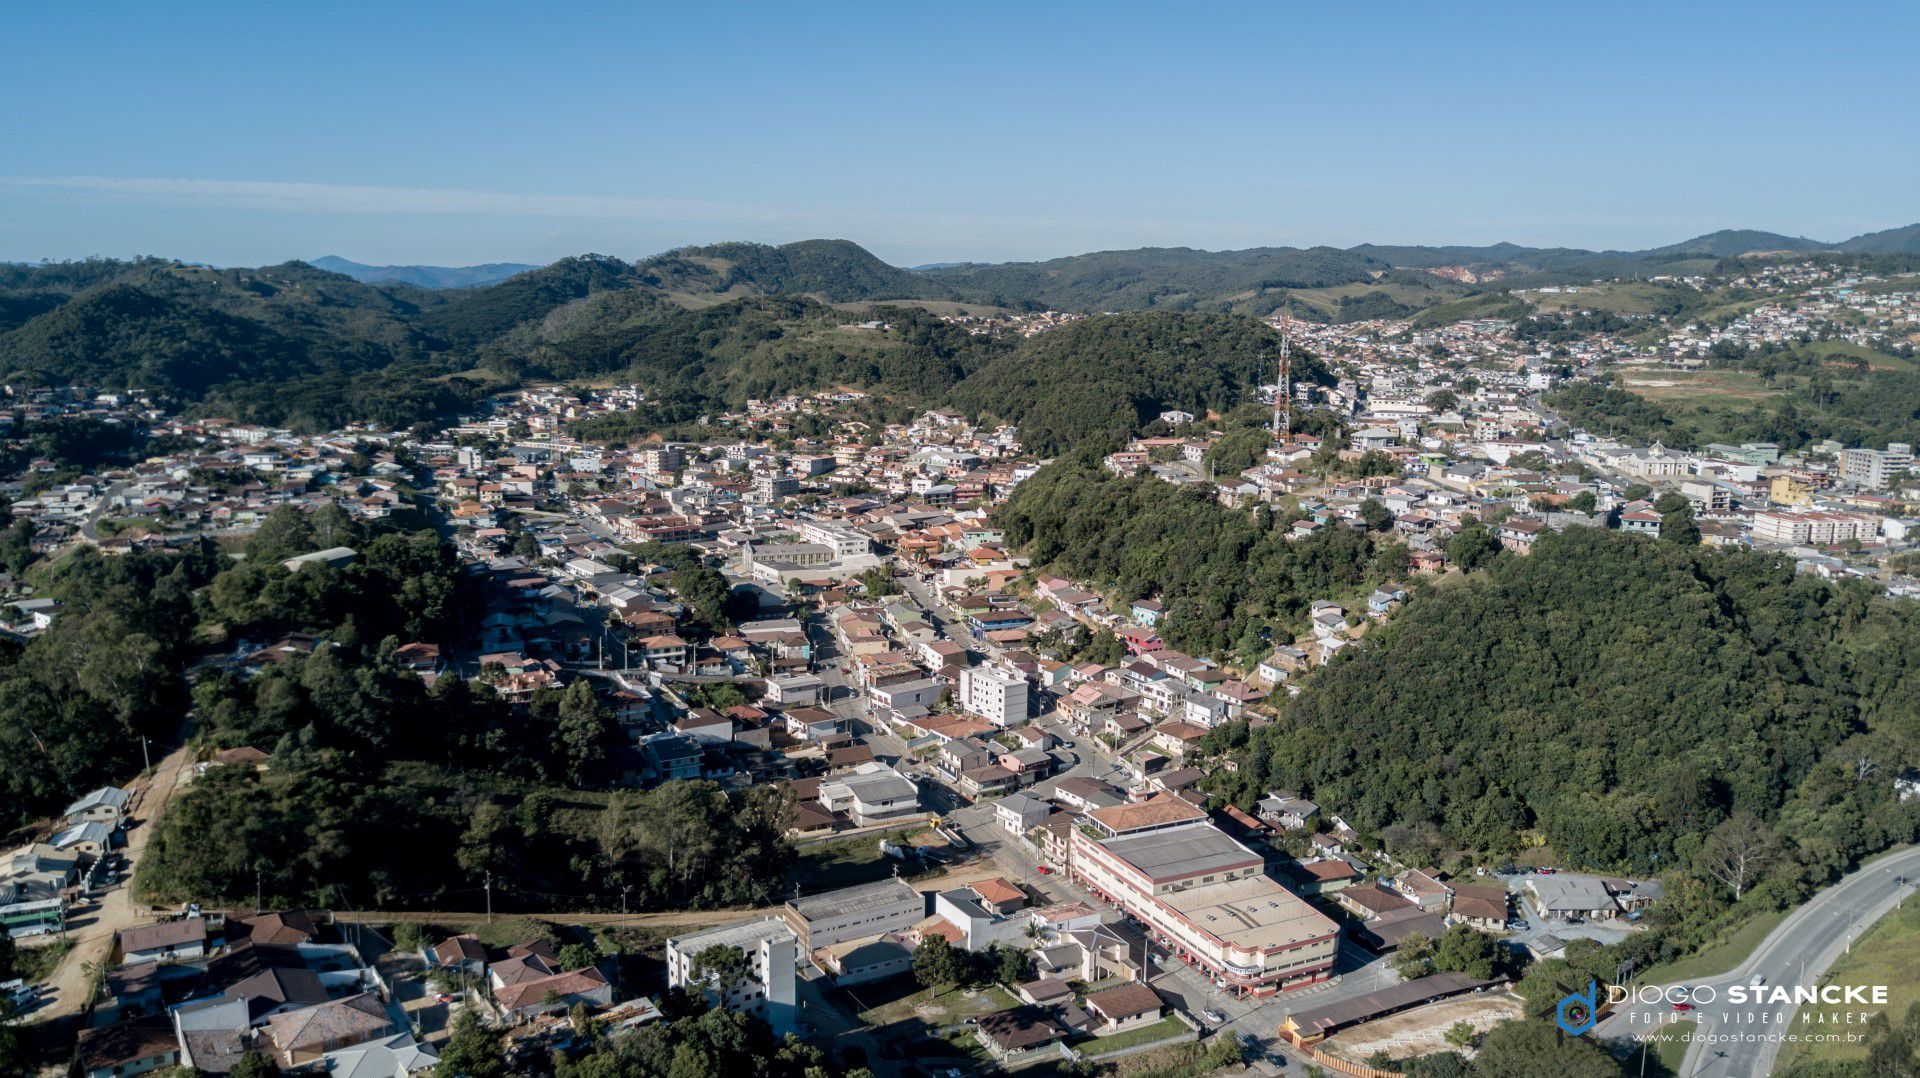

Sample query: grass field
[791,828,934,892]
[852,980,1020,1025]
[1776,898,1920,1070]
[1526,281,1679,316]
[1621,368,1780,402]
[1641,909,1791,985]
[13,938,74,982]
[1280,279,1469,317]
[1627,1019,1696,1077]
[1076,1014,1194,1055]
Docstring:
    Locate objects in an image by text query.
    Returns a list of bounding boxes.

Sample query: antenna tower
[1272,314,1292,443]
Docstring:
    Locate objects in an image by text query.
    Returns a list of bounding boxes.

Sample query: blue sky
[3,2,1916,268]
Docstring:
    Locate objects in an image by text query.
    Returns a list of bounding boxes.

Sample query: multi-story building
[958,665,1029,727]
[1068,794,1339,998]
[797,517,873,560]
[1840,444,1912,490]
[666,918,798,1035]
[1750,510,1880,546]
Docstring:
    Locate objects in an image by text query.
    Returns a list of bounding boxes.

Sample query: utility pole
[484,869,493,925]
[141,736,151,775]
[255,865,263,915]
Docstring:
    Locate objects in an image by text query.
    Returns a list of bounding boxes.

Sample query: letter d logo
[1557,980,1598,1036]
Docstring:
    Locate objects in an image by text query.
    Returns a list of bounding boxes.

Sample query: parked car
[1202,1010,1225,1024]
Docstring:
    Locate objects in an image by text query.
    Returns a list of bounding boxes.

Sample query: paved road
[1599,845,1920,1078]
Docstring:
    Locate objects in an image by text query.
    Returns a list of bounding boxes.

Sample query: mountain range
[0,222,1913,435]
[312,222,1920,300]
[309,255,540,289]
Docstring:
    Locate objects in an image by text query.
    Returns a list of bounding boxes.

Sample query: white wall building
[666,918,798,1036]
[959,665,1029,728]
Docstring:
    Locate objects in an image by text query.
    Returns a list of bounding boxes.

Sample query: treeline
[0,545,222,828]
[996,456,1404,657]
[112,503,792,913]
[948,311,1330,455]
[1547,371,1920,451]
[142,754,793,913]
[1204,527,1920,962]
[0,254,1334,450]
[0,504,469,829]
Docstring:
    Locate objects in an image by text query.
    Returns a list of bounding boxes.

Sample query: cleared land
[1622,369,1779,402]
[1319,993,1523,1062]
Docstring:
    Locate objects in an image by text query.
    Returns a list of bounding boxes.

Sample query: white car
[1202,1010,1225,1024]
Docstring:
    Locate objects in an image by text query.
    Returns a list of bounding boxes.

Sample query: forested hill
[3,224,1916,433]
[0,254,1327,449]
[634,239,950,303]
[948,312,1330,455]
[1205,527,1920,880]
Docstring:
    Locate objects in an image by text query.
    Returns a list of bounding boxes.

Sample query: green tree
[558,942,601,971]
[438,1008,506,1078]
[990,944,1032,986]
[1660,508,1701,546]
[1430,924,1498,980]
[550,680,618,786]
[1392,932,1435,979]
[1471,1019,1621,1078]
[857,565,899,597]
[689,944,751,998]
[228,1052,281,1078]
[912,937,967,989]
[1200,1030,1245,1069]
[1446,520,1498,571]
[1358,499,1393,532]
[391,922,433,954]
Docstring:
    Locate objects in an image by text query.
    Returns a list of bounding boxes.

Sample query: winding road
[1599,844,1920,1077]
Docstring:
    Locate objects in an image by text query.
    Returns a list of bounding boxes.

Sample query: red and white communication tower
[1271,313,1292,443]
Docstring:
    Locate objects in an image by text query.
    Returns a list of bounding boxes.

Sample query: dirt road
[329,859,1015,932]
[24,737,196,1026]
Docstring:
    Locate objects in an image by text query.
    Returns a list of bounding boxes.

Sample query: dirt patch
[1320,993,1523,1061]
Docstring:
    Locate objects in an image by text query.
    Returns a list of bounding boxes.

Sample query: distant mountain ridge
[1,221,1914,433]
[310,255,539,289]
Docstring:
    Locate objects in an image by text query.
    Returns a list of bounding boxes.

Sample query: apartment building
[1751,510,1880,546]
[1840,444,1912,490]
[666,918,798,1036]
[958,665,1029,728]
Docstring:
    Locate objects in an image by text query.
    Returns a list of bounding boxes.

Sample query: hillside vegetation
[1207,527,1920,883]
[3,229,1916,435]
[996,455,1398,656]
